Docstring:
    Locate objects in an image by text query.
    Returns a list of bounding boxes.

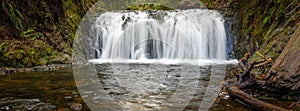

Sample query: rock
[64,96,72,99]
[177,0,202,9]
[70,103,82,111]
[0,97,56,111]
[143,103,158,108]
[219,91,230,100]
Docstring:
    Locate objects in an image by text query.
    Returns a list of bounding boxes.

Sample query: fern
[2,0,24,30]
[20,29,45,40]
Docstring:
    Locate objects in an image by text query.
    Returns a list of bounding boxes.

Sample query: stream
[0,65,296,110]
[0,65,250,111]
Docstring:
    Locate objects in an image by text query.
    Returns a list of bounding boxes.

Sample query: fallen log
[228,86,291,111]
[225,52,291,111]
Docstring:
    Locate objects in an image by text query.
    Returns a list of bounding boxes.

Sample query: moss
[282,94,293,101]
[127,3,174,10]
[0,0,98,68]
[257,96,276,100]
[201,0,299,76]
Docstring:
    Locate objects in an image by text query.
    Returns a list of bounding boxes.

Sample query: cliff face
[202,0,300,94]
[205,0,298,56]
[235,0,299,84]
[203,0,299,76]
[231,0,299,60]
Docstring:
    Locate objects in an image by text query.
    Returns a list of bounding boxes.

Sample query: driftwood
[225,52,291,111]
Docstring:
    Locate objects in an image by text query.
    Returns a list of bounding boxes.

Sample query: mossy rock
[127,3,174,10]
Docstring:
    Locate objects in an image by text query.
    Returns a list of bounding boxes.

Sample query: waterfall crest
[91,9,227,60]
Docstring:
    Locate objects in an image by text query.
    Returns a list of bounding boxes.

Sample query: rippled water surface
[90,63,250,111]
[1,64,293,111]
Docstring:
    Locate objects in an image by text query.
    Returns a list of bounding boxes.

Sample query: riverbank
[0,64,72,74]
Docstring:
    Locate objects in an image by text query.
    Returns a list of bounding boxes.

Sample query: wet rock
[64,96,72,99]
[0,68,16,74]
[0,97,56,111]
[143,103,158,108]
[70,103,82,111]
[177,0,202,9]
[219,92,230,100]
[49,54,71,64]
[0,64,71,74]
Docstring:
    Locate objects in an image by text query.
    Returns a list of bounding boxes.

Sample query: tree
[264,25,300,92]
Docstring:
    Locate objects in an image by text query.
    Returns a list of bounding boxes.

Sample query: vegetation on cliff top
[127,3,174,10]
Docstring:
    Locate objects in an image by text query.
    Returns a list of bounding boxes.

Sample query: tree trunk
[265,25,300,91]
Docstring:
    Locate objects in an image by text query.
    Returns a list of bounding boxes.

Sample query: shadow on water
[0,66,294,111]
[0,68,89,110]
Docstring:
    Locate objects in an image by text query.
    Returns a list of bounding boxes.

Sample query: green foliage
[263,7,276,25]
[282,95,292,101]
[127,3,174,10]
[2,0,23,30]
[20,29,44,40]
[264,23,277,40]
[0,26,5,32]
[201,0,232,9]
[0,42,8,54]
[245,27,253,34]
[257,96,275,100]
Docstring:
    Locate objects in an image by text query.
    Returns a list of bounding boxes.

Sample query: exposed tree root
[225,52,291,111]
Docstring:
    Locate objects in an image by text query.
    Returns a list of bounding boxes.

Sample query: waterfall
[91,9,227,61]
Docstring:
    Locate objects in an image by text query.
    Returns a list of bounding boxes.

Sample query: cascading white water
[91,9,227,61]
